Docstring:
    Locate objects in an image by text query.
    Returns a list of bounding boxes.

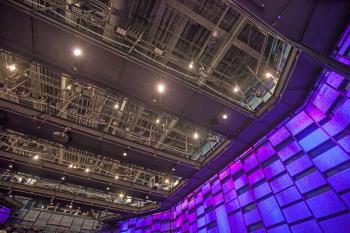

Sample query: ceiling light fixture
[188,61,194,70]
[85,168,90,173]
[106,187,110,190]
[123,152,127,157]
[193,132,199,140]
[66,84,72,90]
[157,83,165,93]
[7,64,16,72]
[114,103,119,109]
[265,72,273,78]
[164,179,170,184]
[155,118,160,124]
[119,193,124,198]
[222,114,228,120]
[73,47,82,57]
[8,164,13,168]
[114,175,119,180]
[172,168,176,171]
[33,155,40,160]
[233,86,240,93]
[69,164,73,168]
[61,176,65,180]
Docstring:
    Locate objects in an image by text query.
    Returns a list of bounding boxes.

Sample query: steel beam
[0,150,168,198]
[0,99,201,169]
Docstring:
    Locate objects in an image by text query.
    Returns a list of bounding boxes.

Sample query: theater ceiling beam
[0,150,169,199]
[0,99,201,170]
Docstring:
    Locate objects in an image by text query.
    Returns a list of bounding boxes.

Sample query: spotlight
[61,176,65,180]
[188,61,194,70]
[69,164,73,168]
[7,64,16,72]
[85,168,90,173]
[106,187,110,190]
[164,179,170,184]
[233,86,240,93]
[66,84,72,90]
[172,167,176,171]
[73,165,77,169]
[193,132,199,140]
[8,164,13,168]
[155,118,160,124]
[73,47,82,57]
[119,193,124,198]
[114,103,119,109]
[33,155,40,160]
[114,175,119,180]
[265,72,273,78]
[157,83,165,93]
[69,205,73,208]
[123,152,127,157]
[145,196,149,199]
[222,114,228,120]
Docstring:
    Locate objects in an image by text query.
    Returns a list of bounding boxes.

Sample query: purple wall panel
[118,26,350,233]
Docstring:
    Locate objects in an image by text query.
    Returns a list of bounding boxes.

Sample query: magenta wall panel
[117,25,350,233]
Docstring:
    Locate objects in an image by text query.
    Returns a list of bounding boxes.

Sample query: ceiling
[0,0,349,220]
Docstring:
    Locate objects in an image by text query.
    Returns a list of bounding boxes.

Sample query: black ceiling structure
[0,0,349,221]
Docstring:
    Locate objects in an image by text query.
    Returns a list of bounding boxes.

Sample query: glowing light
[157,83,165,93]
[114,175,119,180]
[33,155,40,160]
[66,84,72,90]
[85,168,90,173]
[193,132,199,140]
[123,152,127,157]
[233,86,240,93]
[265,72,273,78]
[165,179,170,184]
[106,187,110,190]
[222,114,228,120]
[8,164,13,168]
[73,47,82,57]
[114,103,119,109]
[69,164,73,168]
[189,61,194,69]
[7,64,16,72]
[119,193,124,198]
[172,168,176,171]
[156,118,160,124]
[61,177,65,180]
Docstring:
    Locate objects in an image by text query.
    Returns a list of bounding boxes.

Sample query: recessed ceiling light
[33,155,40,160]
[164,178,170,184]
[114,175,119,180]
[145,196,149,199]
[69,164,73,168]
[233,86,240,93]
[7,64,16,72]
[193,132,199,140]
[188,61,194,69]
[106,187,110,190]
[73,47,82,57]
[85,168,90,173]
[222,114,228,120]
[265,72,273,78]
[172,168,176,171]
[114,103,119,109]
[123,152,127,157]
[119,193,124,198]
[8,164,13,168]
[157,83,165,93]
[61,176,65,180]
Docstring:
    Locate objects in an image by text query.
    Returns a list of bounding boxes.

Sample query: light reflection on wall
[117,25,350,233]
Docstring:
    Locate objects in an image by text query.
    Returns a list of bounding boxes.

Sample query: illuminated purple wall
[118,26,350,233]
[0,207,11,225]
